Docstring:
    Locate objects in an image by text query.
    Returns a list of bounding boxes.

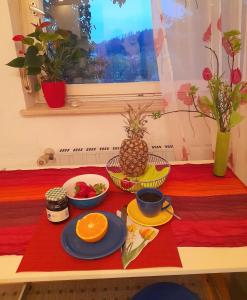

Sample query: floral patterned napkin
[117,211,159,269]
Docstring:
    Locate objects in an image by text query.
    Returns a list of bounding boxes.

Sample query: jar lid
[45,187,66,202]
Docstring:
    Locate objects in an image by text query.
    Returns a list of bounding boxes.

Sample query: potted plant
[152,29,247,176]
[7,21,84,108]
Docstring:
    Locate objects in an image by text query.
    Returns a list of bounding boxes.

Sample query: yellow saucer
[127,199,173,227]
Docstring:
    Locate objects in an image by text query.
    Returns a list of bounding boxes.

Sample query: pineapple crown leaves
[121,103,152,139]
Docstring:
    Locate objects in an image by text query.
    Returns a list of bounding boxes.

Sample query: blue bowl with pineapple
[63,174,109,209]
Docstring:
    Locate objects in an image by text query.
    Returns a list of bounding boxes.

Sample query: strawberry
[75,185,88,198]
[74,181,106,198]
[87,190,97,198]
[120,177,135,189]
[74,182,88,198]
[75,181,88,188]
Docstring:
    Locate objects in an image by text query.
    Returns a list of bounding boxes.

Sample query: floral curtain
[151,0,247,178]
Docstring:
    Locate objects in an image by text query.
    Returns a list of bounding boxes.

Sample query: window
[19,0,162,115]
[43,0,159,84]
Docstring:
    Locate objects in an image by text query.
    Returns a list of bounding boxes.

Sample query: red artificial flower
[231,68,242,84]
[177,83,193,106]
[203,24,212,42]
[12,35,24,42]
[202,67,213,81]
[32,21,52,29]
[222,37,234,57]
[39,21,52,28]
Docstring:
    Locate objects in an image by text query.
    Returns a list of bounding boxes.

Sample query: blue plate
[61,211,126,260]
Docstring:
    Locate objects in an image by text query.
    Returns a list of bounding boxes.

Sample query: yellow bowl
[106,154,171,193]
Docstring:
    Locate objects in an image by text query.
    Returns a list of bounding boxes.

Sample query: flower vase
[213,131,231,177]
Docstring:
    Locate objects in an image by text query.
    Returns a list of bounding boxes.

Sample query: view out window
[43,0,159,84]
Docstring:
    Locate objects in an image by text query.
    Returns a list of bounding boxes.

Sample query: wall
[0,0,212,170]
[231,100,247,186]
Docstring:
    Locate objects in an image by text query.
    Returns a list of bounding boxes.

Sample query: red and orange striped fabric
[0,164,247,255]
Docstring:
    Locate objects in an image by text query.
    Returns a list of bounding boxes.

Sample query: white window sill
[20,97,164,117]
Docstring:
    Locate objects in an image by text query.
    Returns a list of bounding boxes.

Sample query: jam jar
[45,187,69,223]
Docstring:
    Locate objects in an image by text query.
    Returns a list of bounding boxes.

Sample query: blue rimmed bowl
[63,174,109,209]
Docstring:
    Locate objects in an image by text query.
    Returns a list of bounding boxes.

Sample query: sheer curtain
[151,0,247,176]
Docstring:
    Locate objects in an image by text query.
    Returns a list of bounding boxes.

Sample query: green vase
[213,131,231,177]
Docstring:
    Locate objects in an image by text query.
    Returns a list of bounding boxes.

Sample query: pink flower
[203,24,212,42]
[154,28,165,56]
[177,84,193,106]
[12,35,24,42]
[222,37,234,57]
[202,67,213,81]
[217,16,222,32]
[231,68,242,84]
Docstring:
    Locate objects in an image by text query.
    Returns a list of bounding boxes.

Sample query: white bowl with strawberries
[63,174,109,209]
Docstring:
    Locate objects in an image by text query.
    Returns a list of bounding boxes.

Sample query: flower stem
[205,46,219,77]
[227,55,231,72]
[191,94,216,120]
[149,109,216,120]
[230,55,235,90]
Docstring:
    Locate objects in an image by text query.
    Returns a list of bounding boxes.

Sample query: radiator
[45,144,175,166]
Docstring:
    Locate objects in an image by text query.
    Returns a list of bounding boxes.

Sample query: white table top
[1,247,247,284]
[1,161,246,284]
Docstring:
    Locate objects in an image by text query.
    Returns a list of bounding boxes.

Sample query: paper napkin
[117,211,159,269]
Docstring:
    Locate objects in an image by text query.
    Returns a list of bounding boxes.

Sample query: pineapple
[119,104,151,177]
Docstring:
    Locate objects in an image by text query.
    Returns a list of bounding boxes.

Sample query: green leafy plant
[152,30,247,132]
[7,21,85,85]
[192,30,247,132]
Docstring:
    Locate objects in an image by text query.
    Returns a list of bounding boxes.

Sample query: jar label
[46,208,69,223]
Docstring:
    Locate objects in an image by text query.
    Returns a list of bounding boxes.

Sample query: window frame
[19,0,162,115]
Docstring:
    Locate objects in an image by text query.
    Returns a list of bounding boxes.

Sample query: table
[1,247,247,284]
[1,161,247,284]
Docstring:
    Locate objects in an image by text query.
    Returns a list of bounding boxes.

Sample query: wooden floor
[1,273,247,300]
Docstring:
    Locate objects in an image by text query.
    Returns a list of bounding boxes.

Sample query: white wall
[0,0,213,170]
[0,0,169,169]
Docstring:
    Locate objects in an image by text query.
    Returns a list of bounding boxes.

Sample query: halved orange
[76,213,108,243]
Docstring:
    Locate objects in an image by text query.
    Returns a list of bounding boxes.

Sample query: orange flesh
[76,213,108,243]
